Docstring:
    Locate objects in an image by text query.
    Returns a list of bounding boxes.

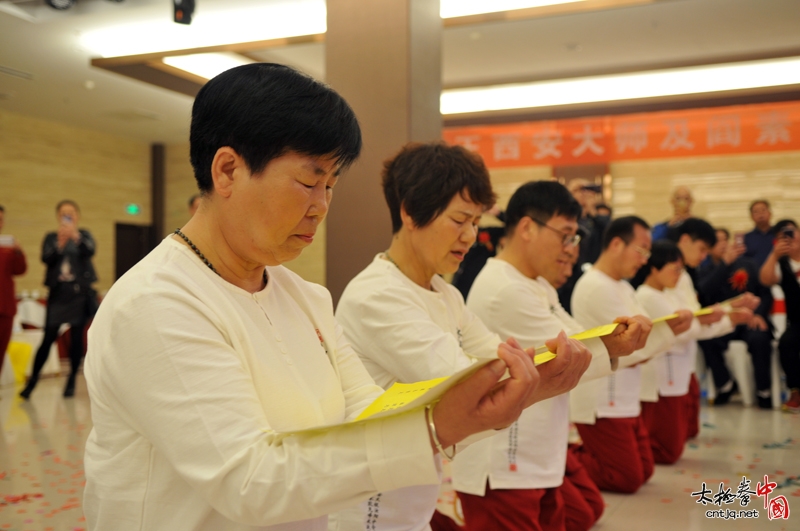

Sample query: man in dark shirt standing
[557,179,609,314]
[697,228,773,408]
[744,199,774,268]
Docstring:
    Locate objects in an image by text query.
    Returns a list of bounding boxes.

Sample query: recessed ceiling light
[162,52,255,81]
[440,0,585,18]
[441,56,800,115]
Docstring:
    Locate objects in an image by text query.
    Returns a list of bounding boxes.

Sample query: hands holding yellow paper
[524,332,593,405]
[431,330,598,449]
[666,308,694,334]
[431,339,540,449]
[600,315,653,357]
[696,304,726,326]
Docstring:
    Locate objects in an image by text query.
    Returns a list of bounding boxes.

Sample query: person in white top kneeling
[570,217,693,494]
[332,142,593,531]
[82,64,543,531]
[453,181,650,531]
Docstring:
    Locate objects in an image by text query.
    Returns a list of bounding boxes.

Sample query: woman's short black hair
[602,215,650,250]
[631,240,683,288]
[504,181,582,236]
[190,63,362,192]
[665,217,717,247]
[382,142,496,234]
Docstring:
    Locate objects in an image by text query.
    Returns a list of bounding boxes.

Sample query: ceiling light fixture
[440,56,800,115]
[162,52,255,81]
[80,0,326,57]
[81,0,591,59]
[440,0,584,18]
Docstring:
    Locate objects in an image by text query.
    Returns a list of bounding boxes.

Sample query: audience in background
[557,179,609,314]
[744,199,774,268]
[20,200,97,399]
[696,228,773,408]
[595,203,612,218]
[0,205,28,380]
[759,219,800,413]
[651,186,694,241]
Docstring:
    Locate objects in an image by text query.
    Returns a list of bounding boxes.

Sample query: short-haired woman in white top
[332,142,592,531]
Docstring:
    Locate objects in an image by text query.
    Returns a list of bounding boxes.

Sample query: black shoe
[63,378,76,398]
[713,380,738,406]
[757,390,773,410]
[19,382,35,400]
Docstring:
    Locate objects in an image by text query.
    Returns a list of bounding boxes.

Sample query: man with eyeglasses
[452,182,649,531]
[570,216,694,494]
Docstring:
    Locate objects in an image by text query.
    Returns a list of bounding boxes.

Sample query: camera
[780,227,795,239]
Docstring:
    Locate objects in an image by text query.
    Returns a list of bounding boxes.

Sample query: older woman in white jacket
[82,64,542,531]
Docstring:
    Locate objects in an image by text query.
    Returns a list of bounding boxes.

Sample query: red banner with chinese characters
[443,101,800,168]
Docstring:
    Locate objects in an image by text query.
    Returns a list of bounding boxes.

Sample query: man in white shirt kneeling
[570,217,693,494]
[452,182,649,531]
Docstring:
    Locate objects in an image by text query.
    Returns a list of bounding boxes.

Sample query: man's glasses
[529,217,581,248]
[631,244,651,260]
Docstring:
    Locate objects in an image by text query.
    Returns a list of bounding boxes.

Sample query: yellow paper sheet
[652,307,715,324]
[533,323,620,355]
[355,376,449,421]
[281,323,621,434]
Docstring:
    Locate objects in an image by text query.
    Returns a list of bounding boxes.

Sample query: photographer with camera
[760,220,800,412]
[20,200,97,400]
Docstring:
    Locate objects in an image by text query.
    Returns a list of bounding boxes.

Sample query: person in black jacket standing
[697,228,772,408]
[760,219,800,413]
[20,200,97,399]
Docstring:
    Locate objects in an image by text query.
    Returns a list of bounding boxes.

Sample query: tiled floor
[1,375,798,530]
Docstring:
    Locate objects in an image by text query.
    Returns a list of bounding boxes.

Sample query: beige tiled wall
[478,152,800,238]
[610,152,800,234]
[488,166,554,211]
[0,109,150,294]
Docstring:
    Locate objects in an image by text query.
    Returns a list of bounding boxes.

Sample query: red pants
[430,510,463,531]
[0,315,13,378]
[459,484,564,531]
[574,416,654,494]
[686,374,700,440]
[560,446,604,531]
[641,396,687,465]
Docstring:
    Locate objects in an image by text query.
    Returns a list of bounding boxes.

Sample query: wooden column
[150,143,165,247]
[325,0,442,304]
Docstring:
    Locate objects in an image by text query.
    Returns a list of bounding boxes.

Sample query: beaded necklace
[174,228,268,286]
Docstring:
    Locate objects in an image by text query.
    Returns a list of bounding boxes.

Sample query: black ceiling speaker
[173,0,195,25]
[45,0,76,9]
